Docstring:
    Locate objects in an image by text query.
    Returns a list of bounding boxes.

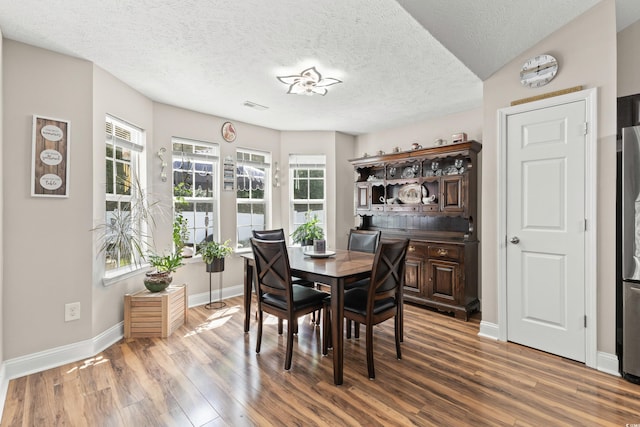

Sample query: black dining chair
[347,229,381,254]
[345,229,381,338]
[250,238,329,370]
[252,228,319,324]
[322,238,409,379]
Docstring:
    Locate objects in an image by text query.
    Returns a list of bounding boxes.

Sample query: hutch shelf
[350,141,481,320]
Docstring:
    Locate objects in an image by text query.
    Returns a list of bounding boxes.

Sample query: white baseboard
[478,320,499,340]
[188,284,243,308]
[597,351,620,376]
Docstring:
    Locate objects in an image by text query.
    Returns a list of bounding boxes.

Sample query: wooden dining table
[241,247,375,385]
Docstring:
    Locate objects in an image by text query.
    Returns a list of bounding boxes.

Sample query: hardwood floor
[3,295,640,426]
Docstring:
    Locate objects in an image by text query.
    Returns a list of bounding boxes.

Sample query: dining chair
[250,238,329,370]
[252,229,318,325]
[347,229,381,254]
[322,238,409,379]
[345,229,381,338]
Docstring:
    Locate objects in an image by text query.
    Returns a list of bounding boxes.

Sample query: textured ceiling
[0,0,636,135]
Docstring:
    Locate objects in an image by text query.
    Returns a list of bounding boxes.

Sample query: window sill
[102,264,150,287]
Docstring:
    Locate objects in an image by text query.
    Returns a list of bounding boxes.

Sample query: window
[104,115,145,271]
[289,154,326,242]
[236,149,270,250]
[172,138,219,251]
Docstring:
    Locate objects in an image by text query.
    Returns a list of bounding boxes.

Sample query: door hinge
[584,219,587,231]
[582,122,588,135]
[584,315,587,328]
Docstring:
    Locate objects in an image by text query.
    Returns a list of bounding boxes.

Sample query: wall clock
[221,121,236,143]
[520,54,558,88]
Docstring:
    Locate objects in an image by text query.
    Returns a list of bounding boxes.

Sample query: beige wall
[91,66,155,335]
[3,40,94,358]
[617,18,640,97]
[482,0,617,352]
[356,107,483,156]
[0,29,4,367]
[335,131,358,249]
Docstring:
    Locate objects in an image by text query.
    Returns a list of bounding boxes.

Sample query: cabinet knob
[408,246,416,252]
[437,248,448,256]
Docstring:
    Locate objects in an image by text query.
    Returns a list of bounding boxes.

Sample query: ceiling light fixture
[276,66,342,96]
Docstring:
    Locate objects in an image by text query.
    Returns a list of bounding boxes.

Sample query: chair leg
[395,314,402,360]
[346,319,352,339]
[354,322,360,339]
[366,323,375,379]
[285,318,295,370]
[278,318,283,335]
[322,304,331,355]
[256,310,263,354]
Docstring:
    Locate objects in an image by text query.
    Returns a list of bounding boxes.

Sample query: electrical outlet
[65,302,81,322]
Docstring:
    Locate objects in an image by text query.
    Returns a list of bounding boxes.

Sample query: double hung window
[236,149,270,250]
[289,154,326,242]
[172,138,219,250]
[104,116,145,271]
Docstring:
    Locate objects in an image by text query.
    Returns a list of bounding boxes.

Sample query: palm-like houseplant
[94,175,183,292]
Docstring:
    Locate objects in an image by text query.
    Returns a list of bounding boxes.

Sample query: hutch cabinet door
[426,258,460,305]
[440,175,464,213]
[404,241,427,297]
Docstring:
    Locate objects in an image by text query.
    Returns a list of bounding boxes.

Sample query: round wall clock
[221,121,236,143]
[520,54,558,88]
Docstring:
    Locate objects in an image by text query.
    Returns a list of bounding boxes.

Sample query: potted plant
[144,252,184,292]
[198,239,233,272]
[173,212,191,257]
[173,182,192,257]
[291,211,324,246]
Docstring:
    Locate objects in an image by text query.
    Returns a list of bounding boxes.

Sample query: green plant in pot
[173,183,192,257]
[291,211,324,246]
[144,252,184,292]
[198,239,233,273]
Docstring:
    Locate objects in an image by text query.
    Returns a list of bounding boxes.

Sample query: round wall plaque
[221,121,236,142]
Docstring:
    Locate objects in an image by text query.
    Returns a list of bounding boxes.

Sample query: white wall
[617,18,640,97]
[482,0,617,353]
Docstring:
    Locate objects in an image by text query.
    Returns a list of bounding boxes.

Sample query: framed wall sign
[31,115,70,197]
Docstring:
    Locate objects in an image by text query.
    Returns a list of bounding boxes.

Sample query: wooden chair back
[348,229,381,254]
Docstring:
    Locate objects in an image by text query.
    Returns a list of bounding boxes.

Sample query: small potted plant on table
[291,211,324,247]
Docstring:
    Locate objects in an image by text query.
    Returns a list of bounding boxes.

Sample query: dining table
[241,247,375,385]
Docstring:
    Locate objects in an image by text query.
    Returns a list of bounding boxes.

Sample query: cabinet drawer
[421,204,439,213]
[428,244,461,261]
[407,241,428,258]
[387,205,420,212]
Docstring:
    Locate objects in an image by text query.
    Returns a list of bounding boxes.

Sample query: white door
[506,100,586,362]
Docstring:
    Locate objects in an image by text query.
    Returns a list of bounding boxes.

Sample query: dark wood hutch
[349,141,481,320]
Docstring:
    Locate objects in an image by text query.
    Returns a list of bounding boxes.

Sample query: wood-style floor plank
[3,295,640,426]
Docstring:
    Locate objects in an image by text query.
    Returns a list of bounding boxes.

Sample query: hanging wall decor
[223,155,235,191]
[31,115,71,197]
[221,121,236,143]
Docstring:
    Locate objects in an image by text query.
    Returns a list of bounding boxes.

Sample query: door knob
[510,236,520,244]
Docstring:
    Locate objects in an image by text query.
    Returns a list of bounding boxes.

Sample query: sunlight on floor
[184,304,241,337]
[66,355,110,374]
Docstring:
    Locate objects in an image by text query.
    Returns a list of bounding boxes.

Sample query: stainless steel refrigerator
[622,125,640,382]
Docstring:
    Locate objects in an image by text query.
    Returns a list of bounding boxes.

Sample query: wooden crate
[124,284,187,338]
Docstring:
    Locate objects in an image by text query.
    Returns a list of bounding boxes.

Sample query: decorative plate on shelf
[303,250,336,258]
[398,183,422,204]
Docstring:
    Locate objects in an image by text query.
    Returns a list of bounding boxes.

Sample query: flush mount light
[276,66,342,96]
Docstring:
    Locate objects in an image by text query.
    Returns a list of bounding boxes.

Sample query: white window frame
[289,154,326,244]
[103,115,146,276]
[236,148,271,252]
[172,137,220,252]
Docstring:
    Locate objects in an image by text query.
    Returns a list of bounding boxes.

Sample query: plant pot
[206,258,225,273]
[143,270,173,292]
[181,246,194,258]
